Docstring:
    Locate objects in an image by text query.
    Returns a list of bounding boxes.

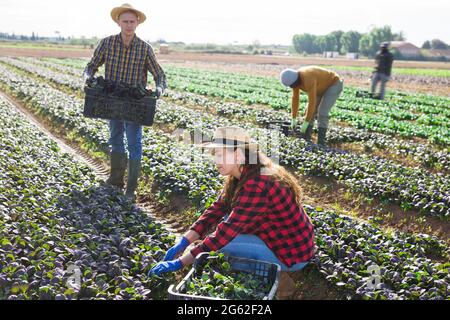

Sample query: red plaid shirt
[190,171,315,267]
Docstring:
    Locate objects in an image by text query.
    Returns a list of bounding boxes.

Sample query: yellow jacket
[291,66,340,122]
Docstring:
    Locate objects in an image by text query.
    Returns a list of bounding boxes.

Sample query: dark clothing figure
[371,44,394,100]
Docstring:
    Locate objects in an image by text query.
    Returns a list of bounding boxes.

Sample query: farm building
[346,52,359,59]
[389,41,420,58]
[423,49,450,60]
[323,51,340,58]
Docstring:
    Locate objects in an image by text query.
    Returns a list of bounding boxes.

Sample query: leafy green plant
[184,252,272,300]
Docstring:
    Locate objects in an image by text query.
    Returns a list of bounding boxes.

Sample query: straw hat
[201,127,258,149]
[111,3,146,24]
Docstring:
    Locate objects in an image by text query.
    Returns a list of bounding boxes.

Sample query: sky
[1,0,449,46]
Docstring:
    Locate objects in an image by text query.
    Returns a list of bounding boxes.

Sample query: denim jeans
[220,234,309,272]
[371,72,390,100]
[108,120,143,160]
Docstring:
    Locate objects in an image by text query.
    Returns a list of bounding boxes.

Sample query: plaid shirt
[190,170,315,267]
[84,33,167,89]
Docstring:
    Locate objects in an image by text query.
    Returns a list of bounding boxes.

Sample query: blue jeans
[220,234,309,272]
[108,120,143,160]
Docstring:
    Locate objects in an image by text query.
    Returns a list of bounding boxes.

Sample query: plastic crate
[265,120,291,136]
[168,252,281,300]
[83,86,157,126]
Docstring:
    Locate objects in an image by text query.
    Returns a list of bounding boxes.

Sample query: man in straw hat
[84,3,167,201]
[149,127,315,298]
[280,66,343,147]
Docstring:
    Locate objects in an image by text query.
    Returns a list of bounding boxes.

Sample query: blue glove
[164,236,190,261]
[300,121,310,134]
[155,86,163,98]
[148,259,183,277]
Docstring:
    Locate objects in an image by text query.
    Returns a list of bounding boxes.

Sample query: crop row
[166,65,450,113]
[1,62,448,219]
[4,57,450,172]
[16,57,450,135]
[166,71,450,145]
[0,69,448,299]
[166,90,450,171]
[0,62,221,210]
[0,97,175,300]
[155,100,450,220]
[35,56,450,114]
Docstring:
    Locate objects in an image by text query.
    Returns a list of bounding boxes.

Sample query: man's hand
[148,259,183,277]
[82,71,93,84]
[164,237,190,261]
[155,86,163,98]
[300,121,310,134]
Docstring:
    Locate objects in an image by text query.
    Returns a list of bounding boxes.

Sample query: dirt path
[3,47,449,69]
[0,89,183,237]
[160,52,450,69]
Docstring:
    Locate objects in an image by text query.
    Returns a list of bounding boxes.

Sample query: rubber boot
[303,124,313,142]
[317,127,327,147]
[125,159,141,201]
[275,272,296,300]
[105,152,127,188]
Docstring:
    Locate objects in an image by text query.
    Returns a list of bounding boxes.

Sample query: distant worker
[83,3,167,201]
[371,42,394,100]
[280,66,343,147]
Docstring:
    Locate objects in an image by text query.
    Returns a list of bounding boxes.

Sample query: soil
[3,47,449,69]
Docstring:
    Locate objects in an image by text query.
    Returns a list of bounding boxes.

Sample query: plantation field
[0,56,449,300]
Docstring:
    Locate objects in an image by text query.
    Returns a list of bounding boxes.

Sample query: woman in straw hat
[149,127,315,283]
[83,4,167,201]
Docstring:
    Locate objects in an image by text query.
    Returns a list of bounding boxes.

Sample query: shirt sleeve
[189,193,228,238]
[83,39,106,77]
[146,45,167,90]
[304,79,317,123]
[291,88,300,119]
[190,179,267,257]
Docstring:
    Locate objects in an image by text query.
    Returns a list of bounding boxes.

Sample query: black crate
[265,120,292,136]
[83,86,157,126]
[168,252,281,300]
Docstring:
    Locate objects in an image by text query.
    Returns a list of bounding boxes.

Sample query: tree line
[0,32,100,47]
[292,26,406,57]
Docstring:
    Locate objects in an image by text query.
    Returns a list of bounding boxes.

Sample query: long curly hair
[215,146,303,209]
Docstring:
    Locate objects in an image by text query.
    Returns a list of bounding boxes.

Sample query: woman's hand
[163,236,190,261]
[148,259,183,276]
